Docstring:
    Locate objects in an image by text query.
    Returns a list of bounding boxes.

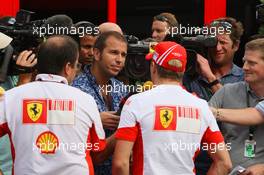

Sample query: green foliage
[259,25,264,34]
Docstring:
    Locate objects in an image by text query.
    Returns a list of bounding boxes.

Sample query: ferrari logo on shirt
[154,106,176,130]
[27,102,43,121]
[160,109,173,128]
[23,99,47,124]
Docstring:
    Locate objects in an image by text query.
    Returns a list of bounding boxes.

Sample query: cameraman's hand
[196,54,216,82]
[197,54,222,93]
[16,50,37,86]
[16,50,37,68]
[100,111,120,130]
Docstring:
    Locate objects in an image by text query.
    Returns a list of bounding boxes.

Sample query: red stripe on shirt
[115,125,138,142]
[201,127,224,145]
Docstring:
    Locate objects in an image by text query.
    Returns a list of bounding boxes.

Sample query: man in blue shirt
[183,17,244,175]
[72,31,128,175]
[183,17,244,101]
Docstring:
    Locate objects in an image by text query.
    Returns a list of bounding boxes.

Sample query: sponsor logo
[154,106,177,130]
[36,131,59,154]
[22,99,75,125]
[23,99,47,124]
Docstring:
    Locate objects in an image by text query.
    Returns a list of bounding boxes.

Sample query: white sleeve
[118,97,137,129]
[256,101,264,116]
[88,96,105,140]
[116,97,138,142]
[0,96,8,136]
[201,101,224,144]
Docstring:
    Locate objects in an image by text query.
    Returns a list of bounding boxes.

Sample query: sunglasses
[210,20,232,29]
[154,15,171,25]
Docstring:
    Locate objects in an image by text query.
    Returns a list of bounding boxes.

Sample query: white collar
[35,74,68,84]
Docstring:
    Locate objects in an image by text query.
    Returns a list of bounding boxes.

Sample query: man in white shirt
[0,35,113,175]
[112,41,232,175]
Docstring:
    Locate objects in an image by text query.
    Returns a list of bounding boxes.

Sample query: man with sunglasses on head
[151,12,179,42]
[183,17,244,175]
[183,17,244,101]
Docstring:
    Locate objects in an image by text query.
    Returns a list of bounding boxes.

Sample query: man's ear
[64,62,72,76]
[151,61,157,74]
[93,48,101,61]
[233,40,240,52]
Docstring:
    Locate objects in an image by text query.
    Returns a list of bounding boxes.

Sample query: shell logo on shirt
[154,106,177,130]
[36,131,59,154]
[23,99,47,123]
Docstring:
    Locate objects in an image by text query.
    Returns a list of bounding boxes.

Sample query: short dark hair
[156,64,184,81]
[37,35,79,74]
[75,21,98,36]
[94,31,127,52]
[44,14,73,29]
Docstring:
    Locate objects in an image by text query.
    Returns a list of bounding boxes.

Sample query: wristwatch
[207,79,220,88]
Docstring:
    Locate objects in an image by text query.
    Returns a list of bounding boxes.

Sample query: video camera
[0,10,45,82]
[123,34,217,83]
[123,35,151,83]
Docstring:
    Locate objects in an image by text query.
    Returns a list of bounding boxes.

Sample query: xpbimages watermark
[98,82,156,95]
[165,24,231,37]
[32,24,99,37]
[164,141,231,154]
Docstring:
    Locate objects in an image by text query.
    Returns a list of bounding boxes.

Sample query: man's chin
[80,58,93,65]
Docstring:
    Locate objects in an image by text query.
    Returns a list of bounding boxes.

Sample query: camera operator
[151,12,179,42]
[182,17,244,175]
[72,31,128,175]
[0,32,37,175]
[183,17,244,101]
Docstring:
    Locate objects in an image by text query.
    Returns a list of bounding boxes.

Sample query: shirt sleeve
[256,101,264,117]
[201,101,224,145]
[208,86,226,108]
[115,97,138,142]
[87,96,106,152]
[0,97,8,137]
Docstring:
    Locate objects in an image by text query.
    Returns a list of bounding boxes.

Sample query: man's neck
[211,63,233,79]
[154,78,180,86]
[90,65,110,86]
[249,82,264,98]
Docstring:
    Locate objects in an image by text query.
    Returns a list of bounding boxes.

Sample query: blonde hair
[245,38,264,60]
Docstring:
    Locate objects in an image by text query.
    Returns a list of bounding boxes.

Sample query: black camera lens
[124,53,150,81]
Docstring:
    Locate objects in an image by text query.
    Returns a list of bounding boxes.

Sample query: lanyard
[246,89,259,140]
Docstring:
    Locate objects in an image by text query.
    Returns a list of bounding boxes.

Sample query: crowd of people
[0,11,264,175]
